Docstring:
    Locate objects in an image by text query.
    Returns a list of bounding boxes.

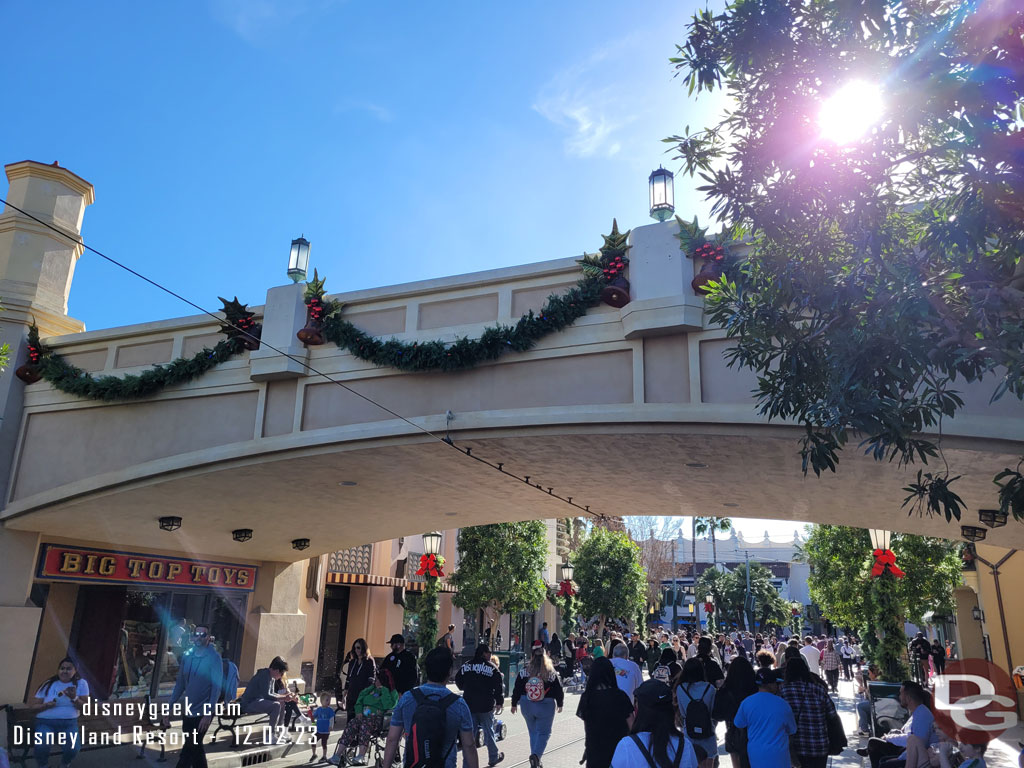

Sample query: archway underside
[7,426,1023,560]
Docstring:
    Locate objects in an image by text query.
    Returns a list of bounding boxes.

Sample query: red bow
[870,549,906,579]
[703,602,714,613]
[416,553,444,578]
[556,580,576,597]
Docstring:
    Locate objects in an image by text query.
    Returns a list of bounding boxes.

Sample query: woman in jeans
[820,640,841,693]
[511,640,564,768]
[779,657,836,768]
[32,657,89,767]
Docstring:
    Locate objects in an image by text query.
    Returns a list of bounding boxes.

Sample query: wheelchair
[331,711,402,768]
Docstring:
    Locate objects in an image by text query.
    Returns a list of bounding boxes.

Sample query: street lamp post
[867,528,905,680]
[416,532,444,665]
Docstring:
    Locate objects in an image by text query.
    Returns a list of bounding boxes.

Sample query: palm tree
[694,517,733,569]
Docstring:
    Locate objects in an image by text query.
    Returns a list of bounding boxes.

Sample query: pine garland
[25,296,258,402]
[314,219,630,372]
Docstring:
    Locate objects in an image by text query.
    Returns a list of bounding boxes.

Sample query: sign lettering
[38,545,257,592]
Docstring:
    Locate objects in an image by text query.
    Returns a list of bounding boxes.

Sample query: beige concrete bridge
[1,160,1021,709]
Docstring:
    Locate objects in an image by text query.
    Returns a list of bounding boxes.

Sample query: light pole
[867,528,906,680]
[416,532,444,665]
[558,561,576,639]
[672,539,679,632]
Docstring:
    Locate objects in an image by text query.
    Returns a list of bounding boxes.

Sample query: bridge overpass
[0,159,1020,709]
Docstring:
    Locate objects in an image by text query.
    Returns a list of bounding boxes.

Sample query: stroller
[475,717,509,747]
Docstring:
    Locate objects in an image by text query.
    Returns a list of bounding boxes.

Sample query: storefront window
[113,591,167,700]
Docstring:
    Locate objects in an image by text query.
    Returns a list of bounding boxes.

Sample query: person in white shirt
[610,643,644,701]
[612,680,699,768]
[32,657,89,766]
[799,635,821,677]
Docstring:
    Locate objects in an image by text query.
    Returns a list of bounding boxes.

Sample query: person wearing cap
[610,679,698,768]
[380,634,418,694]
[511,640,564,768]
[733,668,796,768]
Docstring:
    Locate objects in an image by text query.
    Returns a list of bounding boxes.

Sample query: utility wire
[1,196,602,520]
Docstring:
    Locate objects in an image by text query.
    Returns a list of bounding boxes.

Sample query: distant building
[654,527,814,631]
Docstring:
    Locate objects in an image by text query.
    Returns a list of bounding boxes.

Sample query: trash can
[300,661,315,695]
[493,651,525,696]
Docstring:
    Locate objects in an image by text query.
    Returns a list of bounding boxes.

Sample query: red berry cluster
[236,316,256,331]
[307,296,324,322]
[695,243,725,262]
[27,345,40,364]
[602,257,626,280]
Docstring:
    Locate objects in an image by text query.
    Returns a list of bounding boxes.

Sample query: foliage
[574,526,647,630]
[871,573,910,680]
[801,525,963,630]
[416,576,440,669]
[450,522,548,620]
[696,561,790,631]
[315,221,627,373]
[668,1,1024,521]
[694,516,733,564]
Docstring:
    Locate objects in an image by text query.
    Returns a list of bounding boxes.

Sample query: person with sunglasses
[341,639,376,724]
[167,624,223,768]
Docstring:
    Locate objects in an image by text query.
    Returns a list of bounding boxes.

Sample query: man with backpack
[382,647,477,768]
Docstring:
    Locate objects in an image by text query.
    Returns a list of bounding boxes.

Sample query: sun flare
[818,80,884,145]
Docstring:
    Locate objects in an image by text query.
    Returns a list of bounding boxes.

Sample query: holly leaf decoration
[304,269,328,302]
[675,214,708,253]
[599,218,631,264]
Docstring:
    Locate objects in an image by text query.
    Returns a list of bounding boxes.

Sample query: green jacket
[354,684,399,716]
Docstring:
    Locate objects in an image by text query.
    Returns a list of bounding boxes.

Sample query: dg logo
[933,659,1018,744]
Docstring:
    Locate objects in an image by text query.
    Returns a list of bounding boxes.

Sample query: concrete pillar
[0,161,92,716]
[249,282,310,380]
[953,584,985,660]
[240,561,307,680]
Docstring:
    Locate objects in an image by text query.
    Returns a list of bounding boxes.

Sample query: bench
[4,695,169,766]
[211,687,319,744]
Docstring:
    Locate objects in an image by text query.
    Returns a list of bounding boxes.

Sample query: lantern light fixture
[560,561,575,582]
[422,531,443,556]
[961,525,987,543]
[868,529,891,551]
[971,606,985,622]
[292,538,311,551]
[232,528,253,543]
[705,594,713,604]
[159,516,182,532]
[649,167,675,222]
[288,236,311,283]
[978,509,1008,528]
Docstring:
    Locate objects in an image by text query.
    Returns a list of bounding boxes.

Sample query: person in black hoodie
[455,644,506,767]
[380,634,418,694]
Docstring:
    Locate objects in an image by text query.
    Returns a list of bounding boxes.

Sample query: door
[316,586,350,692]
[71,586,129,700]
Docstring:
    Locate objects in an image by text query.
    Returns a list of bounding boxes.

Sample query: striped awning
[405,580,458,594]
[326,572,405,587]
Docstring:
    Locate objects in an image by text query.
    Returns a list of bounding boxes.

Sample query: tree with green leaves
[450,522,548,650]
[694,517,733,567]
[667,1,1024,525]
[696,561,789,631]
[800,525,961,676]
[575,526,647,636]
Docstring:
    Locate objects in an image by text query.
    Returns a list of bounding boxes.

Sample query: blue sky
[2,0,724,331]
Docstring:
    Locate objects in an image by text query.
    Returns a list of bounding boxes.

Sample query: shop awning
[406,580,458,594]
[326,572,405,587]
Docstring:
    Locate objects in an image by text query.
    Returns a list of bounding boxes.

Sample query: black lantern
[232,528,253,542]
[971,606,985,622]
[649,167,675,222]
[288,237,311,283]
[961,525,987,542]
[292,538,311,551]
[978,509,1008,528]
[560,562,574,582]
[158,516,182,532]
[422,531,443,556]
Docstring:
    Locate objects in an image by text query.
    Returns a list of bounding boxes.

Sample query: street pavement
[36,674,1024,767]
